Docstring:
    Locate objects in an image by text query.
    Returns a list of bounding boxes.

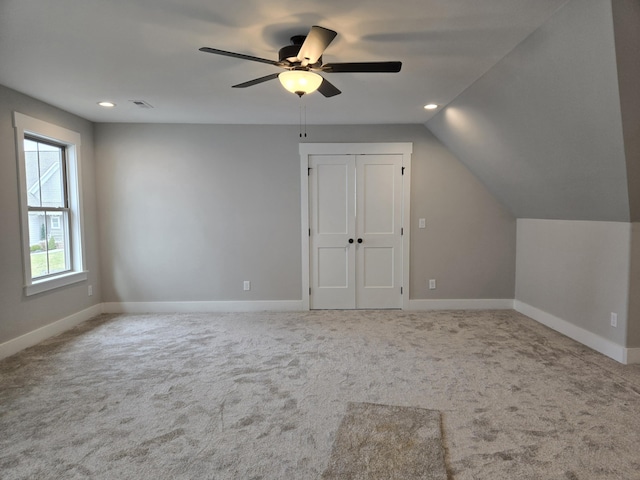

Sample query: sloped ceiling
[427,0,631,222]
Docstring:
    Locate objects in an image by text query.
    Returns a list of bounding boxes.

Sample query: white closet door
[355,154,403,309]
[309,154,403,309]
[309,155,356,309]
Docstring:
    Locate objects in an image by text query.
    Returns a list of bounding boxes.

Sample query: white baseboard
[407,299,514,310]
[514,300,638,365]
[5,300,637,366]
[102,300,304,314]
[0,304,102,361]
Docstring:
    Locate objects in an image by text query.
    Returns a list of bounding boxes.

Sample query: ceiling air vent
[130,100,154,109]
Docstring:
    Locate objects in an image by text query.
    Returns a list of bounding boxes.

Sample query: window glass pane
[28,210,48,277]
[28,210,47,246]
[24,141,41,207]
[28,211,69,278]
[38,145,65,208]
[24,138,38,151]
[46,211,68,275]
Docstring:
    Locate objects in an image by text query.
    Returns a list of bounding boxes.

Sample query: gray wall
[592,0,640,349]
[405,129,515,300]
[426,0,629,222]
[95,124,302,302]
[612,0,640,222]
[628,223,640,348]
[610,1,640,348]
[0,84,101,344]
[515,219,630,346]
[94,123,516,303]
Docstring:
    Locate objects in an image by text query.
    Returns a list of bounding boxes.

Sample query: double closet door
[309,154,403,309]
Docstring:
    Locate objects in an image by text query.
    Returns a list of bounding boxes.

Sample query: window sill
[25,271,88,296]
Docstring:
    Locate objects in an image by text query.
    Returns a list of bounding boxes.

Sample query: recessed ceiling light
[424,104,439,110]
[98,101,116,108]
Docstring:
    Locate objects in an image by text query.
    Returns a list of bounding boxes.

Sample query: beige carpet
[321,402,447,479]
[1,310,640,479]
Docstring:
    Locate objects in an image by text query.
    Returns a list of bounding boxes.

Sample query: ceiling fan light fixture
[279,70,323,97]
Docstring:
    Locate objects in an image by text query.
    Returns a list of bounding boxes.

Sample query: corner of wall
[515,219,635,364]
[611,0,640,222]
[627,223,640,348]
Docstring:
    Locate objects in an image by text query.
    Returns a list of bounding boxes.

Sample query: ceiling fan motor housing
[279,36,322,67]
[279,44,300,63]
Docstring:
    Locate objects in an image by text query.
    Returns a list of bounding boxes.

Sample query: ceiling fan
[199,26,402,98]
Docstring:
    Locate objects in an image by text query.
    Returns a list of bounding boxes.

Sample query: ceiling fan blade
[297,26,337,66]
[317,78,341,98]
[232,73,280,88]
[321,61,402,73]
[199,47,280,66]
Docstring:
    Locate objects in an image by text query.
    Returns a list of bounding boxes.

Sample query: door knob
[348,238,354,244]
[357,238,363,243]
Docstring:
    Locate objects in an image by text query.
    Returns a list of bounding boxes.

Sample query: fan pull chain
[299,105,308,138]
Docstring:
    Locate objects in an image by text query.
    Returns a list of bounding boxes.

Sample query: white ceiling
[0,0,568,125]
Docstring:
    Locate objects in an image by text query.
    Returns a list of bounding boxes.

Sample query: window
[50,216,61,230]
[14,113,87,295]
[24,137,70,278]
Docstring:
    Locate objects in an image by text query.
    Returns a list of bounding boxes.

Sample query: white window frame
[14,112,87,296]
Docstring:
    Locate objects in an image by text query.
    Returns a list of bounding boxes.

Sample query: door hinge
[309,228,311,237]
[308,167,311,175]
[401,286,403,294]
[309,287,312,295]
[401,227,404,236]
[402,166,405,175]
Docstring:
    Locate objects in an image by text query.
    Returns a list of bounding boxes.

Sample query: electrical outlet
[419,218,426,229]
[243,281,251,291]
[88,285,93,296]
[429,279,436,290]
[610,312,617,328]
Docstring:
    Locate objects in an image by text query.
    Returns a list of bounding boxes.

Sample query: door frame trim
[300,143,413,310]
